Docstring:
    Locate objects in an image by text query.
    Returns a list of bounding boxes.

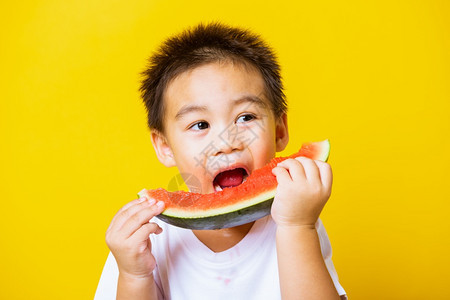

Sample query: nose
[213,123,245,155]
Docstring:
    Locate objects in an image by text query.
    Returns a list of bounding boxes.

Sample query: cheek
[253,123,277,146]
[257,131,278,161]
[251,140,277,167]
[172,146,205,172]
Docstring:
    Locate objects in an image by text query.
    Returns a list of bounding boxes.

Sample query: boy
[95,23,347,300]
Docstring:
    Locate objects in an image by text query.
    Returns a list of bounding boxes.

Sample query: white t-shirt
[95,216,347,299]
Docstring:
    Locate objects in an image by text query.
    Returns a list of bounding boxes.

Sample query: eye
[236,114,256,123]
[189,121,209,131]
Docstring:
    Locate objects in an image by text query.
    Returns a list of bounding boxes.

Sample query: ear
[150,130,176,168]
[275,113,289,152]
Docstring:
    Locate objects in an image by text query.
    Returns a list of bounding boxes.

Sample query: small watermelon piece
[139,140,330,230]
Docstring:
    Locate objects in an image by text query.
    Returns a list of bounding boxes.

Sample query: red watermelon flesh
[139,140,330,230]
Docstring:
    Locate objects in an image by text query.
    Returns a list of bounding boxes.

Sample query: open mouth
[213,168,249,192]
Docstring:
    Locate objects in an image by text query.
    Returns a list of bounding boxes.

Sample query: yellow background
[1,1,449,299]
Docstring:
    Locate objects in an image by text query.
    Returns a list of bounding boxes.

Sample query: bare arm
[276,225,340,299]
[117,273,158,300]
[272,157,340,299]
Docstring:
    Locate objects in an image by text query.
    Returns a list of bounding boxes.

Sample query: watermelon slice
[139,140,330,230]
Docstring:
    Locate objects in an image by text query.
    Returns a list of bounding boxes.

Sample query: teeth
[214,183,223,192]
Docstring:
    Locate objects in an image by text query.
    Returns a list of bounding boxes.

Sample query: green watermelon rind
[139,139,330,230]
[318,139,330,162]
[157,198,274,230]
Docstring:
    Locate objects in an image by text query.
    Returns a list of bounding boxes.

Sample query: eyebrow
[174,95,269,120]
[232,95,268,109]
[174,104,208,120]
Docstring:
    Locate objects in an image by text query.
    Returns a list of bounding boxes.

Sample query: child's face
[151,61,289,194]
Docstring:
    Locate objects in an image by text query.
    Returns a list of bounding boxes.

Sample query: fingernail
[156,201,164,208]
[148,198,156,205]
[138,197,146,203]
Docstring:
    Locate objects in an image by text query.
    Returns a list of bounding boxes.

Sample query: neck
[192,221,255,253]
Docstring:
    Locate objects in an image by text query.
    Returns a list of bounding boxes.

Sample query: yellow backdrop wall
[1,1,449,299]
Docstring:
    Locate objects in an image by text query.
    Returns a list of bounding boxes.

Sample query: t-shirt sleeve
[316,218,348,299]
[94,252,119,300]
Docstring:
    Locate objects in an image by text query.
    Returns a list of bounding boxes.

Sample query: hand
[271,157,333,228]
[105,197,165,279]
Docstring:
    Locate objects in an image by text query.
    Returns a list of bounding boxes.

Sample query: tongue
[214,168,245,189]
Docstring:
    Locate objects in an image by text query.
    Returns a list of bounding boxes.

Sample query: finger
[128,222,163,245]
[316,161,333,191]
[295,156,321,183]
[276,158,306,181]
[109,197,147,227]
[110,189,154,226]
[110,197,158,233]
[272,166,292,183]
[120,201,165,239]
